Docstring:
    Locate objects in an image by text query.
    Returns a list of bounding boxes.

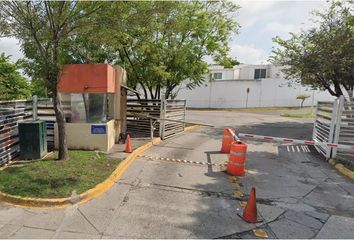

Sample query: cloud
[230,44,268,64]
[237,0,277,28]
[0,37,23,62]
[264,21,296,34]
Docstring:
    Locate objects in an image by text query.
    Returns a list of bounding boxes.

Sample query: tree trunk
[53,92,69,160]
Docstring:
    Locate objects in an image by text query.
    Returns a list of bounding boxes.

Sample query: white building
[176,64,335,108]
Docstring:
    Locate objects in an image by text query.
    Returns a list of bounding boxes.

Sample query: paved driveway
[0,110,353,238]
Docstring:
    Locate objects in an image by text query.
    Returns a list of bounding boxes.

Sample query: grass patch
[281,113,314,118]
[0,150,122,198]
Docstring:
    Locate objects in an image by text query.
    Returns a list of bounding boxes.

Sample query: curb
[329,159,354,180]
[0,125,202,209]
[184,124,202,131]
[0,137,161,208]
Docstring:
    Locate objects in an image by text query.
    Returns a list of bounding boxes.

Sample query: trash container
[18,120,47,159]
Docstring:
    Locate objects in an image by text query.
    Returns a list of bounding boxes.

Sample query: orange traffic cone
[238,187,263,223]
[124,134,132,153]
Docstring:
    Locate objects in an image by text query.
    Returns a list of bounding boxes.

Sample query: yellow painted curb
[0,124,199,209]
[334,163,354,180]
[184,124,202,131]
[253,228,269,238]
[328,159,336,165]
[0,137,161,209]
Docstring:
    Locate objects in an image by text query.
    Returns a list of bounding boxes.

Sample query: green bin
[18,120,47,159]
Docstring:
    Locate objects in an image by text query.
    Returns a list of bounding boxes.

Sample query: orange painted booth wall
[58,64,116,93]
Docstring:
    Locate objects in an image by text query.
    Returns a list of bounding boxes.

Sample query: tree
[217,57,239,69]
[0,53,31,100]
[0,1,101,160]
[296,94,311,108]
[90,1,239,99]
[271,1,354,97]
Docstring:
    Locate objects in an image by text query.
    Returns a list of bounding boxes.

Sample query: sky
[0,0,328,64]
[230,0,328,64]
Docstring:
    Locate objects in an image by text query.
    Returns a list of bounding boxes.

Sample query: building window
[254,69,266,79]
[213,72,222,80]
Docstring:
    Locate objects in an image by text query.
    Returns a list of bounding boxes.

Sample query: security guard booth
[55,64,129,152]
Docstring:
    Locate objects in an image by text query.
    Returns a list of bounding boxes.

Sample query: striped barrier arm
[228,129,241,142]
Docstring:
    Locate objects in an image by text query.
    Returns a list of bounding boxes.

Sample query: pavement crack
[300,183,321,200]
[303,212,329,224]
[313,216,330,239]
[284,215,322,231]
[149,183,235,199]
[7,225,23,238]
[258,209,287,227]
[21,225,56,232]
[77,208,100,234]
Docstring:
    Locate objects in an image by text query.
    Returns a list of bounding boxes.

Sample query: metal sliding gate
[312,100,338,158]
[313,96,354,165]
[126,99,186,139]
[126,99,162,138]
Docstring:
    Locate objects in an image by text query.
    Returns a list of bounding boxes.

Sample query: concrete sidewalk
[0,110,353,238]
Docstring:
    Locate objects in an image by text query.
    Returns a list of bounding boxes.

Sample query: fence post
[331,96,345,159]
[311,101,319,141]
[32,95,38,120]
[159,97,166,139]
[150,118,154,140]
[327,98,339,159]
[183,100,186,130]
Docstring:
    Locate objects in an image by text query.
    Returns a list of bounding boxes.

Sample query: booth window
[61,93,113,123]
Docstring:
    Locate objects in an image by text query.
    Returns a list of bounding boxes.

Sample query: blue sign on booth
[91,125,107,134]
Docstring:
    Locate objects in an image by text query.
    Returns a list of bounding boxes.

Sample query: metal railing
[0,99,33,164]
[313,96,354,166]
[333,97,354,166]
[0,97,59,164]
[312,100,338,158]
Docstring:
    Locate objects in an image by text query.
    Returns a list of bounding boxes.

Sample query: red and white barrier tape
[235,132,354,151]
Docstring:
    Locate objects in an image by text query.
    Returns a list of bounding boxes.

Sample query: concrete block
[0,224,22,238]
[104,187,254,238]
[78,183,131,233]
[284,210,323,230]
[8,226,55,239]
[315,215,354,239]
[269,217,316,238]
[54,231,101,239]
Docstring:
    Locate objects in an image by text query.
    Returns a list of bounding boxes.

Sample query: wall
[176,78,335,108]
[54,119,115,152]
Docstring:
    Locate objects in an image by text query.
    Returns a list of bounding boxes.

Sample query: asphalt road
[0,110,353,238]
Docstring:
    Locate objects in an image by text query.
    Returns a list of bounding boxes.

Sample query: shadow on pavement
[177,121,354,238]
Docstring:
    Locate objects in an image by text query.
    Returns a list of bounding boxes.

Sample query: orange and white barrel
[221,128,235,153]
[227,141,247,176]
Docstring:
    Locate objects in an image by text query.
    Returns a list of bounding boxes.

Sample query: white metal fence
[313,96,354,166]
[0,99,33,164]
[126,98,186,139]
[0,97,59,165]
[333,97,354,166]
